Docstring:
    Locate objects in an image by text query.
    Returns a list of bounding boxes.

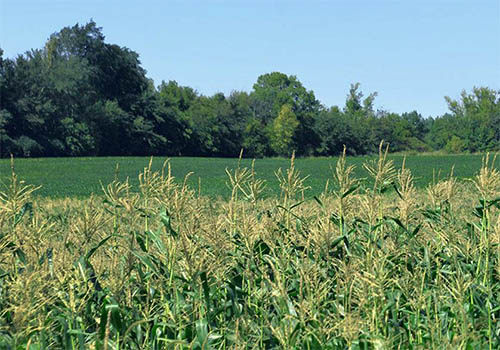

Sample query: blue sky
[1,0,499,117]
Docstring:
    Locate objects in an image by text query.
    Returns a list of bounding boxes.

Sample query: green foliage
[342,83,379,154]
[251,72,321,155]
[446,135,467,153]
[0,21,499,158]
[185,93,247,157]
[242,118,270,158]
[13,135,43,157]
[60,117,95,156]
[270,104,299,156]
[314,106,355,156]
[429,87,500,153]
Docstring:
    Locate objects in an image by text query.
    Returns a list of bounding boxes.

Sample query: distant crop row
[0,153,488,199]
[0,146,499,349]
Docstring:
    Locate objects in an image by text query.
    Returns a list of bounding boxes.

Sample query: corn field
[1,146,499,349]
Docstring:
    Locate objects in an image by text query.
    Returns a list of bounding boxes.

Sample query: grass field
[0,154,493,198]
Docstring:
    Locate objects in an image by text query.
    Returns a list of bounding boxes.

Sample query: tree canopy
[0,21,498,158]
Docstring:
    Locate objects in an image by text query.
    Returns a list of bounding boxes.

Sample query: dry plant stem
[333,145,358,236]
[396,157,417,227]
[362,141,396,263]
[225,149,250,231]
[275,151,310,230]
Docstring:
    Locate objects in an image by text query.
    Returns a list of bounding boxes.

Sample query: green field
[0,154,494,198]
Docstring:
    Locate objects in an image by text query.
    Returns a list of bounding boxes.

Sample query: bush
[445,135,466,153]
[13,135,43,157]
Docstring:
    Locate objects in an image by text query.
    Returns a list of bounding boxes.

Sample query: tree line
[0,21,499,158]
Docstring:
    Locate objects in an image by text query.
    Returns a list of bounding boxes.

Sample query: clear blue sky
[1,0,499,117]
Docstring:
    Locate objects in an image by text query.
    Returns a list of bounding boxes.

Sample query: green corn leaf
[487,197,500,209]
[331,235,347,249]
[290,200,305,210]
[342,184,359,199]
[132,250,160,276]
[85,234,113,261]
[313,195,324,208]
[330,213,344,226]
[14,246,26,265]
[145,229,167,254]
[253,239,271,256]
[411,223,423,237]
[13,202,33,227]
[200,271,212,315]
[386,216,409,234]
[135,231,148,252]
[159,209,178,238]
[473,205,484,218]
[195,318,209,347]
[392,182,403,199]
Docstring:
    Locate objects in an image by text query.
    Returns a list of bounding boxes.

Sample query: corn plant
[0,151,499,349]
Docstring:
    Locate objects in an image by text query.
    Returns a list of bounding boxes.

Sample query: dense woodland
[0,21,499,158]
